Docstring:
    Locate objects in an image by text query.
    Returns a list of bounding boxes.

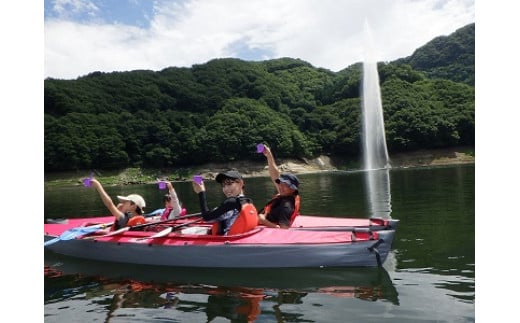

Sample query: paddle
[143,208,165,217]
[129,212,202,230]
[136,218,203,241]
[136,227,174,241]
[84,226,131,239]
[83,212,202,239]
[44,222,113,246]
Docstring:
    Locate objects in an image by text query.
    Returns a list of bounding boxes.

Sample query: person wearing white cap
[257,145,301,228]
[87,178,147,230]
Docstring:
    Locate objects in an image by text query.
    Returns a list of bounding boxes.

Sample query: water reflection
[364,168,392,219]
[45,251,399,321]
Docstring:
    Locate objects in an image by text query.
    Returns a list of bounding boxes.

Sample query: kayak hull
[44,215,397,268]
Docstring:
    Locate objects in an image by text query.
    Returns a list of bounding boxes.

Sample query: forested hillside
[44,24,474,172]
[396,23,474,86]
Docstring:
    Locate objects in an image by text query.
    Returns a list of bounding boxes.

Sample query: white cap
[117,194,146,209]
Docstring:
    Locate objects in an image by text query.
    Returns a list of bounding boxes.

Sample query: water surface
[44,164,474,322]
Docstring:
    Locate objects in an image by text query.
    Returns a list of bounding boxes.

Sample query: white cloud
[51,0,99,18]
[44,0,475,79]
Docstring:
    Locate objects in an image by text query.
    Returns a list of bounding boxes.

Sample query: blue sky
[43,0,475,79]
[44,0,156,28]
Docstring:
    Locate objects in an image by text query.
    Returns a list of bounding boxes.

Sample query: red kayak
[44,214,398,268]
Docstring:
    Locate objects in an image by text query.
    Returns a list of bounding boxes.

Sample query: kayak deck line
[44,214,398,268]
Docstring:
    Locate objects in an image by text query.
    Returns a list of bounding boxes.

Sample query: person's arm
[166,181,182,218]
[89,179,124,220]
[262,145,281,194]
[197,195,239,222]
[192,180,226,222]
[258,214,282,228]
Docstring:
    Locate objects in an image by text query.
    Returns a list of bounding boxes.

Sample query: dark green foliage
[396,23,475,86]
[197,98,312,162]
[44,24,474,172]
[382,78,474,151]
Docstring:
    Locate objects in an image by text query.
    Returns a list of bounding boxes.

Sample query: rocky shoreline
[44,147,474,186]
[198,146,475,180]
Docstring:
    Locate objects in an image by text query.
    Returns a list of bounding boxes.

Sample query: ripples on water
[44,165,475,322]
[45,253,400,322]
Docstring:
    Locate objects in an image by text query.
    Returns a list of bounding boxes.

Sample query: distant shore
[44,146,474,186]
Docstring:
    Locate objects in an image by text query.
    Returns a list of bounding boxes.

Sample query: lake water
[44,164,475,322]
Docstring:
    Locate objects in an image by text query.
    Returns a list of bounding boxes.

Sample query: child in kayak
[160,180,186,220]
[87,178,147,230]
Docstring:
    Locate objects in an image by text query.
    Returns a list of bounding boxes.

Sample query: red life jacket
[160,207,172,221]
[211,198,258,235]
[263,194,300,226]
[161,207,187,220]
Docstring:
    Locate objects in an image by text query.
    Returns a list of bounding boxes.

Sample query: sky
[43,0,476,80]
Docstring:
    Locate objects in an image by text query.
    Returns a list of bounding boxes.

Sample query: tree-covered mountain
[44,23,475,172]
[395,23,474,86]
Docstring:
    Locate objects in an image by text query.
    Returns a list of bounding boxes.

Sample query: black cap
[275,173,299,190]
[215,170,243,183]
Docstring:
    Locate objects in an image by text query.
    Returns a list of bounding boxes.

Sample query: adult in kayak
[87,178,147,230]
[257,145,301,228]
[191,170,258,235]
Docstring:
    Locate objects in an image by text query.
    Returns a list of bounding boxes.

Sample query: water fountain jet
[361,21,392,219]
[361,21,391,171]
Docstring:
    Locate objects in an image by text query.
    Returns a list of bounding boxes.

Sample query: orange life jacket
[128,215,146,226]
[211,198,258,235]
[263,194,300,226]
[111,214,146,231]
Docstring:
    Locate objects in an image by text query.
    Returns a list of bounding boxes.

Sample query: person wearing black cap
[191,170,258,235]
[257,145,301,228]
